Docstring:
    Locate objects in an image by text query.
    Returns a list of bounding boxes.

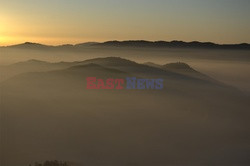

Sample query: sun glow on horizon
[0,0,250,46]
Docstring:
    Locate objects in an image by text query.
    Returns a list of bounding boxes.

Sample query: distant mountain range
[0,57,219,87]
[2,40,250,50]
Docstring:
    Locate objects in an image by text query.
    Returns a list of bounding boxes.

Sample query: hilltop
[2,40,250,50]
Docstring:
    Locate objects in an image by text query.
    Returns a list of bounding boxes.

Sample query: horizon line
[1,40,250,47]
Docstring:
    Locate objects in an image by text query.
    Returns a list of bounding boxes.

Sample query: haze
[1,0,250,45]
[1,0,250,166]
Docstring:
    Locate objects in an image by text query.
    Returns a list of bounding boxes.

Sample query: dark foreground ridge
[3,40,250,50]
[95,40,250,49]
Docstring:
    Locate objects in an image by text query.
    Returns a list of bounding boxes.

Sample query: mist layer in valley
[1,43,250,92]
[0,45,250,166]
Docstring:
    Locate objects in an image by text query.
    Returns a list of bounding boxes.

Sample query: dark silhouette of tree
[30,160,68,166]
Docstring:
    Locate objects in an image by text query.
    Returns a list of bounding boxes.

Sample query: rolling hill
[2,40,250,50]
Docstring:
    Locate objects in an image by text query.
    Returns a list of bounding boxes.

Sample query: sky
[0,0,250,46]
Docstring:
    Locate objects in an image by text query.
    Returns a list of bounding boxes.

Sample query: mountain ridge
[0,57,227,89]
[2,40,250,50]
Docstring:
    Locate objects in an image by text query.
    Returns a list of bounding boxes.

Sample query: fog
[0,47,250,166]
[1,47,250,92]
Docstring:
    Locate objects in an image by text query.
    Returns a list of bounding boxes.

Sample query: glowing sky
[0,0,250,45]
